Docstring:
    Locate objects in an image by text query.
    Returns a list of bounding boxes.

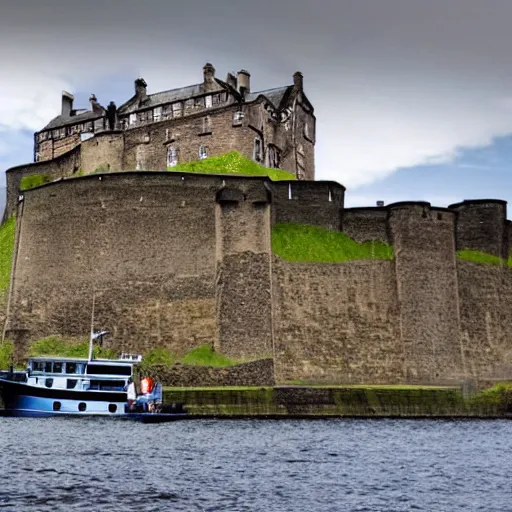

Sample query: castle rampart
[342,207,389,243]
[270,181,344,230]
[387,202,464,382]
[449,199,508,258]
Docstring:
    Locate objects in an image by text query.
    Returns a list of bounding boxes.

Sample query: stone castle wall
[4,171,512,384]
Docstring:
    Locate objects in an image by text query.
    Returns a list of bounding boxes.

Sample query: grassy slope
[20,174,53,191]
[457,249,512,268]
[272,223,394,263]
[0,217,15,295]
[168,152,295,181]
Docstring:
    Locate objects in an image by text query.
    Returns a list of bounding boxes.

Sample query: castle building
[4,64,512,387]
[33,64,315,180]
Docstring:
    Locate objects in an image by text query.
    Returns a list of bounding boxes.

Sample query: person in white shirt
[126,378,137,411]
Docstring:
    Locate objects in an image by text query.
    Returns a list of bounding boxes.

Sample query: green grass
[272,223,394,263]
[457,249,507,266]
[168,151,295,181]
[179,344,236,367]
[0,340,14,370]
[27,336,118,359]
[0,217,15,295]
[20,174,53,191]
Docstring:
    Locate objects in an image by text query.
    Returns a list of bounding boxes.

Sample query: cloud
[3,0,512,192]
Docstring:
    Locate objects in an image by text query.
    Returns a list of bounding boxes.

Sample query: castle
[3,64,512,386]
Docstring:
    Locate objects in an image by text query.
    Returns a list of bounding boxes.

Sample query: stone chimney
[89,94,103,114]
[293,71,303,92]
[203,63,216,92]
[237,69,251,99]
[61,91,74,117]
[135,78,148,102]
[225,72,237,90]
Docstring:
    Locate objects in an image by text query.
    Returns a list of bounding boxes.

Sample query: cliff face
[4,173,512,384]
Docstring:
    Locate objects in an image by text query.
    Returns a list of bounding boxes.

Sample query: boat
[0,330,187,421]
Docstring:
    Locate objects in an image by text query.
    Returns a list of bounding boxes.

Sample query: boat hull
[0,378,127,417]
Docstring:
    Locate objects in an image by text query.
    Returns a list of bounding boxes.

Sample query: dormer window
[129,113,137,126]
[154,106,162,122]
[199,145,208,160]
[205,95,212,108]
[233,111,244,126]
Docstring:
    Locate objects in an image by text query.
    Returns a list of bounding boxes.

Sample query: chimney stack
[61,91,74,117]
[134,78,148,102]
[89,94,103,114]
[237,69,251,99]
[376,200,385,207]
[203,62,216,92]
[293,71,303,91]
[225,72,237,90]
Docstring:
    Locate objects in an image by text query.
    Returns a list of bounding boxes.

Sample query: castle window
[201,116,212,134]
[233,111,244,126]
[172,102,183,118]
[154,107,162,122]
[167,147,178,167]
[129,113,137,126]
[268,145,281,169]
[205,95,212,108]
[212,93,223,105]
[195,97,204,107]
[199,145,208,160]
[253,138,263,163]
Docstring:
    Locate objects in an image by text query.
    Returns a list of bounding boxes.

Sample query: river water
[0,418,510,511]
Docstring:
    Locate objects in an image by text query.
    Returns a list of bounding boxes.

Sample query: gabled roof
[245,86,291,109]
[43,110,104,130]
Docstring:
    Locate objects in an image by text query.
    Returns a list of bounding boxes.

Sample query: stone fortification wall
[270,181,344,230]
[80,132,125,174]
[450,200,508,258]
[272,258,402,384]
[6,172,222,357]
[137,359,275,387]
[457,262,512,380]
[4,148,81,219]
[342,207,389,243]
[388,202,463,383]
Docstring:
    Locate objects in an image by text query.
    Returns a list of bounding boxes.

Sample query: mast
[88,293,95,361]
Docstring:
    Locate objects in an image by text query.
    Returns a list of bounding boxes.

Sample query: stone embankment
[163,385,512,418]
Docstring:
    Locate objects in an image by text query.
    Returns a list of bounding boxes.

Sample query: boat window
[32,362,44,372]
[66,379,78,390]
[44,362,52,373]
[45,378,53,388]
[53,362,63,373]
[53,402,61,411]
[66,363,78,374]
[108,404,117,413]
[78,402,86,412]
[86,365,131,376]
[89,380,125,391]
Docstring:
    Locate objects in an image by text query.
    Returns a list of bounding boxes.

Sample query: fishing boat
[0,330,187,421]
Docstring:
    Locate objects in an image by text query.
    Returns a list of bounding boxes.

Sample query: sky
[2,0,512,208]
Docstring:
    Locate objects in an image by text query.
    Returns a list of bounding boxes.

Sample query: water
[0,418,511,511]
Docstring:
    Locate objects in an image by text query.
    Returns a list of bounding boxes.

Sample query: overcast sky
[2,0,512,207]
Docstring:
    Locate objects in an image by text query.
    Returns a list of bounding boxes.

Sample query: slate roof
[245,86,292,109]
[39,82,296,133]
[43,110,104,130]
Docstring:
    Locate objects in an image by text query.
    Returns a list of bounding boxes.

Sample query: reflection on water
[0,418,510,511]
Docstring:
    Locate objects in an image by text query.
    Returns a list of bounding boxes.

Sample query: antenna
[88,293,95,361]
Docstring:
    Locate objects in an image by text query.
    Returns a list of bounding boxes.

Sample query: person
[126,377,136,411]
